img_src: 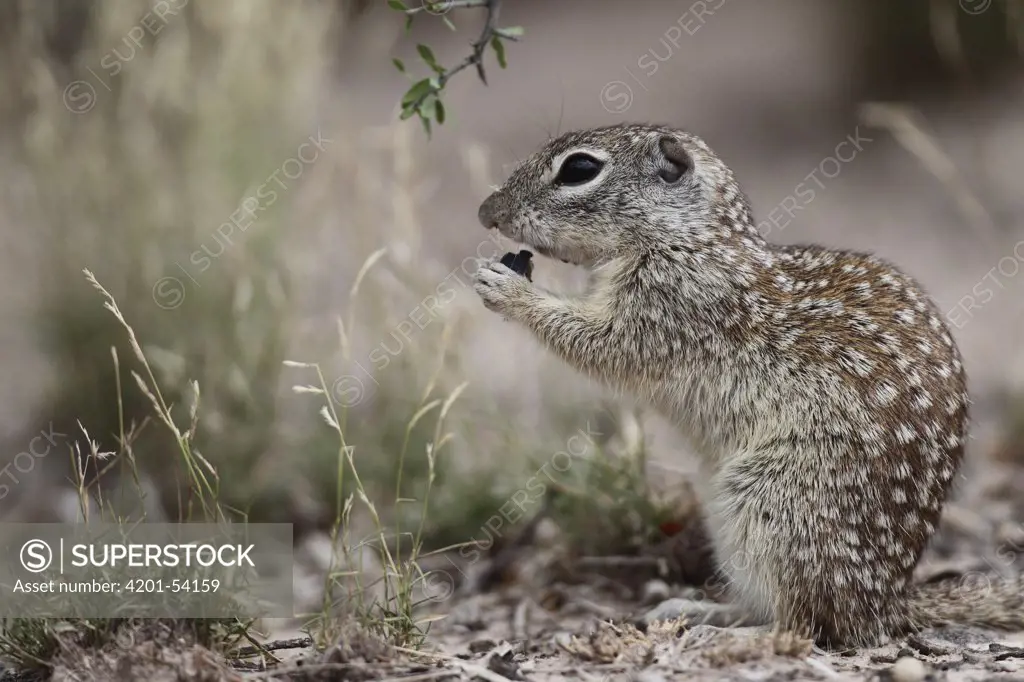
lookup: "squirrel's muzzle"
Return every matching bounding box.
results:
[477,191,505,230]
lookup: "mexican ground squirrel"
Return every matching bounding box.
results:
[472,123,1024,647]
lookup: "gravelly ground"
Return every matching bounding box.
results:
[158,459,1024,681]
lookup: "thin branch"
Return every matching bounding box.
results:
[404,0,489,15]
[405,0,514,113]
[228,636,313,659]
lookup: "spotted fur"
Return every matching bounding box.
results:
[473,123,1024,647]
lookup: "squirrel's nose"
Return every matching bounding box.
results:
[477,192,502,229]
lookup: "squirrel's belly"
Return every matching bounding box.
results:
[693,462,778,621]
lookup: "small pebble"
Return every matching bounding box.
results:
[641,579,671,605]
[552,632,574,650]
[890,655,926,682]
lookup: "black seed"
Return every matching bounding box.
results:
[499,249,534,281]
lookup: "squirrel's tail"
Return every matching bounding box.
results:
[908,573,1024,631]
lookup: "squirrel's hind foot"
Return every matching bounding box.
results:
[636,597,766,630]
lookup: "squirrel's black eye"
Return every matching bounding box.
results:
[554,153,604,187]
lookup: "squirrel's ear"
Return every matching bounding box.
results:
[657,136,693,183]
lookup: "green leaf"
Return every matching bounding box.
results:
[420,115,432,138]
[435,99,446,125]
[417,44,444,74]
[392,58,406,73]
[405,14,413,32]
[399,79,432,114]
[420,94,437,121]
[417,44,438,67]
[442,15,456,31]
[490,36,507,69]
[495,25,524,38]
[387,0,407,10]
[401,78,435,106]
[399,105,416,120]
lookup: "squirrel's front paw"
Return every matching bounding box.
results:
[474,260,531,316]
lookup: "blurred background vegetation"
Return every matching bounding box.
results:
[0,0,1021,640]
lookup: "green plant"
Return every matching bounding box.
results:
[0,270,254,675]
[288,251,469,649]
[388,0,523,136]
[0,0,336,523]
